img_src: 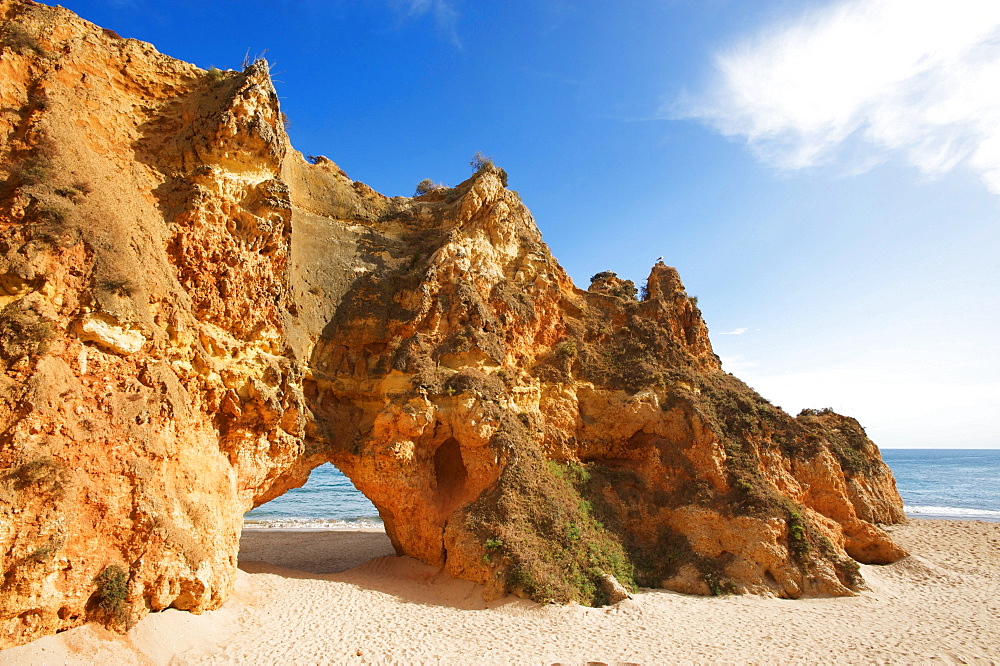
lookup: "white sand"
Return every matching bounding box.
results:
[3,519,998,664]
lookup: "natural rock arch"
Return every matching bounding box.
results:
[0,1,906,648]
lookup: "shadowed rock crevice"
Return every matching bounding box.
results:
[434,437,469,517]
[0,0,906,649]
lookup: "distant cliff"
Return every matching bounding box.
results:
[0,0,906,648]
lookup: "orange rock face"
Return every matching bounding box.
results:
[0,0,906,648]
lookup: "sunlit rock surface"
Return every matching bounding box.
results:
[0,0,905,648]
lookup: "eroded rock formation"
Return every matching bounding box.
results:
[0,0,906,648]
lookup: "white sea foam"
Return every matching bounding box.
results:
[904,505,1000,520]
[242,517,384,530]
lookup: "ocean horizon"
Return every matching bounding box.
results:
[243,448,1000,529]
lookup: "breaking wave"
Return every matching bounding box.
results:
[242,517,384,530]
[904,505,1000,521]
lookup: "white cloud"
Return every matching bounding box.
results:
[679,0,1000,193]
[719,327,749,335]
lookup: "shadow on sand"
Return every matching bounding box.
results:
[237,528,533,611]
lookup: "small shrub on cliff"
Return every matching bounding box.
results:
[7,458,65,498]
[10,157,50,187]
[482,537,503,563]
[1,25,45,56]
[93,565,130,627]
[29,539,63,563]
[53,181,92,202]
[619,280,639,301]
[785,506,810,563]
[837,555,864,588]
[0,303,56,364]
[95,275,138,297]
[443,367,505,400]
[35,202,67,224]
[798,407,835,417]
[470,151,494,172]
[590,270,615,282]
[703,572,737,596]
[27,86,48,111]
[413,178,448,197]
[469,152,509,187]
[414,178,434,196]
[555,340,578,360]
[587,271,638,300]
[9,132,59,188]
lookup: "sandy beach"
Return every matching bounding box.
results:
[3,519,998,664]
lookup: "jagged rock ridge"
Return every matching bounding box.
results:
[0,0,906,648]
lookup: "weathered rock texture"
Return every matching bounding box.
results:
[0,0,906,648]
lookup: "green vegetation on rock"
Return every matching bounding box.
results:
[93,565,130,627]
[465,433,635,606]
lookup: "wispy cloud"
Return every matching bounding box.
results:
[676,0,1000,193]
[718,354,757,374]
[393,0,462,49]
[719,327,749,335]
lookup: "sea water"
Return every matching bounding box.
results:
[243,463,383,529]
[881,449,1000,522]
[243,450,1000,529]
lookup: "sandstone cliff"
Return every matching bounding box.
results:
[0,0,906,648]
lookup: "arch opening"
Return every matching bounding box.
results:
[239,462,394,574]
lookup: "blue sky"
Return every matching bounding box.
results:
[62,0,999,448]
